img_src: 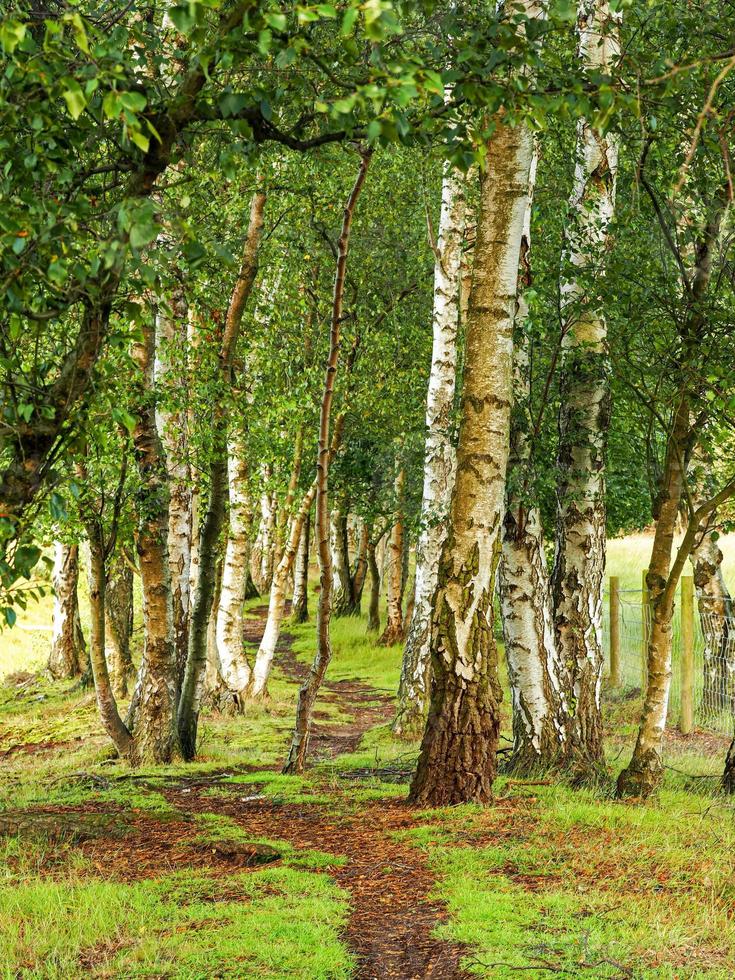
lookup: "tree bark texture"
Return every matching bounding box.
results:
[551,0,621,770]
[499,146,571,771]
[48,542,87,680]
[379,468,406,646]
[395,165,466,736]
[105,552,135,699]
[408,109,536,806]
[129,319,180,764]
[291,510,311,623]
[213,431,255,709]
[155,289,193,697]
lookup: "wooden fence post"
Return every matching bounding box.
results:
[641,568,649,690]
[609,576,620,686]
[680,575,694,735]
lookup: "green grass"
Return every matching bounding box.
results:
[405,778,735,978]
[0,866,353,979]
[2,539,735,977]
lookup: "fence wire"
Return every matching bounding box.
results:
[602,587,735,736]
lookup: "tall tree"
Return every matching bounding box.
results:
[408,61,539,805]
[551,0,621,770]
[394,166,467,736]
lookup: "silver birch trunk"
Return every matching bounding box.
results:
[213,432,254,708]
[48,541,87,680]
[499,148,570,770]
[551,0,620,769]
[408,99,537,805]
[154,290,193,697]
[394,165,466,736]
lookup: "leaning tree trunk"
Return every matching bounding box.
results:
[128,319,180,765]
[48,542,87,680]
[499,146,570,771]
[618,189,728,799]
[408,101,536,807]
[178,189,266,759]
[213,432,255,710]
[394,165,466,736]
[379,468,406,646]
[291,510,311,623]
[551,0,621,772]
[85,523,134,758]
[284,149,371,774]
[616,399,690,798]
[155,289,193,698]
[105,551,135,699]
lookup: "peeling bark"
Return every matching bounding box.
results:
[395,166,466,736]
[409,100,537,806]
[552,0,621,770]
[48,542,87,681]
[213,431,255,709]
[499,146,570,771]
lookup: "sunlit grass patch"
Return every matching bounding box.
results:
[0,866,354,979]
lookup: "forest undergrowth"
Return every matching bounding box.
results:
[1,599,734,979]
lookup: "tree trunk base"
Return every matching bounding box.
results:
[378,621,404,647]
[391,704,426,741]
[723,738,735,793]
[616,749,663,799]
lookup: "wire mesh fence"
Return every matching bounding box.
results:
[602,576,735,736]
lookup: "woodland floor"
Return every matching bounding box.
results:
[2,602,735,978]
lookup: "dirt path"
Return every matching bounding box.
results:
[192,607,472,978]
[9,608,472,978]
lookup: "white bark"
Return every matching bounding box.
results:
[395,165,467,733]
[213,432,254,706]
[251,483,317,697]
[552,0,621,765]
[48,541,86,680]
[155,292,193,689]
[499,148,570,767]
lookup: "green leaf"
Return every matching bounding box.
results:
[341,7,358,34]
[62,78,87,120]
[0,20,26,54]
[264,11,288,30]
[3,607,16,628]
[130,129,150,152]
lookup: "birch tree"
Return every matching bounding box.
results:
[409,114,537,807]
[499,147,571,771]
[48,542,87,681]
[394,166,466,736]
[551,0,621,770]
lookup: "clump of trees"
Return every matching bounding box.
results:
[2,0,735,800]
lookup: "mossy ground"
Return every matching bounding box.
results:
[1,564,735,977]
